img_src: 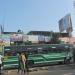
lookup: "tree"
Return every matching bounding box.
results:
[17,29,23,34]
[51,33,60,44]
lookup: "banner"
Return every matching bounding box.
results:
[0,34,10,46]
[10,34,23,42]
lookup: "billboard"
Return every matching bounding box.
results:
[59,14,73,32]
[0,34,10,46]
[10,34,23,42]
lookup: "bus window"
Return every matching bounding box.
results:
[42,49,48,54]
[4,51,17,56]
[53,48,58,53]
[50,47,57,53]
[28,50,38,55]
[37,47,43,54]
[32,50,38,54]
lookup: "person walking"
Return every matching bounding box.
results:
[21,53,26,74]
[18,52,27,75]
[18,52,29,75]
[17,52,26,75]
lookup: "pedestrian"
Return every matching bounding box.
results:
[17,52,26,75]
[18,52,29,75]
[20,53,26,75]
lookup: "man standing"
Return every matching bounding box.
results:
[18,52,29,75]
[18,52,26,75]
[21,52,26,74]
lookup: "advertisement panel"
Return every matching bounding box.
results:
[10,34,23,42]
[28,35,39,43]
[44,36,51,42]
[38,35,45,42]
[23,35,28,42]
[59,14,73,32]
[0,34,10,46]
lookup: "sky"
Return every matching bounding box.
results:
[0,0,75,36]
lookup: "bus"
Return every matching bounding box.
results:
[3,44,73,70]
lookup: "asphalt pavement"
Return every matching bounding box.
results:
[2,64,75,75]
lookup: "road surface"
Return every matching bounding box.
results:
[2,64,75,75]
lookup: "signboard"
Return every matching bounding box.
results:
[59,14,73,33]
[0,34,10,46]
[10,34,23,42]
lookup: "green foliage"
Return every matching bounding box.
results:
[51,33,61,44]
